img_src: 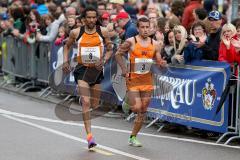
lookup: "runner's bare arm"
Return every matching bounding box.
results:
[115,38,133,73]
[101,27,113,64]
[63,29,78,63]
[154,40,167,67]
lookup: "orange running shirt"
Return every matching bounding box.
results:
[127,37,155,91]
[129,37,155,78]
[76,26,104,67]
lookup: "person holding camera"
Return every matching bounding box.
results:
[10,9,42,44]
[184,21,207,63]
[161,30,175,64]
[22,9,41,43]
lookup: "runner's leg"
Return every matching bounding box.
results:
[78,80,97,148]
[128,90,143,136]
[77,80,91,134]
[140,91,152,113]
[128,90,142,113]
[90,83,101,109]
[127,90,145,146]
[131,91,152,137]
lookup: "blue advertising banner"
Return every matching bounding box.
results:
[149,60,231,133]
[50,43,78,95]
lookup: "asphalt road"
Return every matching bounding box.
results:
[0,90,240,160]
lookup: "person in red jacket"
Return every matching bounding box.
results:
[217,23,239,115]
[218,23,240,66]
[231,23,240,53]
[182,0,202,32]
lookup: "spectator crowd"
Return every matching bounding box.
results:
[0,0,240,70]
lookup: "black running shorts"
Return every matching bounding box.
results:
[73,64,104,86]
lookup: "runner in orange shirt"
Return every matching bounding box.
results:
[115,17,166,147]
[63,6,112,149]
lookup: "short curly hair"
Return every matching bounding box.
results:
[191,21,207,34]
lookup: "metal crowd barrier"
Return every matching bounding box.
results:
[1,36,15,76]
[35,43,50,83]
[0,36,49,91]
[217,65,240,144]
[0,36,3,72]
[14,38,32,79]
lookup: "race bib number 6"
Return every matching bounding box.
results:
[134,58,153,74]
[81,47,101,64]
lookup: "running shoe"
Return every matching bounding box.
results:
[128,136,142,147]
[87,134,97,149]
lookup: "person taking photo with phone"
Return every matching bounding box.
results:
[184,21,208,63]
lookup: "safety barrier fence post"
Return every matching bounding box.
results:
[217,64,240,144]
[222,65,240,144]
[1,36,15,76]
[1,36,7,86]
[0,35,3,75]
[1,37,24,87]
[35,42,50,83]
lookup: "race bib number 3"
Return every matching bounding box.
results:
[134,58,153,74]
[81,47,101,64]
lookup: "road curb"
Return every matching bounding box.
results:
[0,84,124,119]
[0,85,64,105]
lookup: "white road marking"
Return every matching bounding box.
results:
[84,147,114,156]
[1,114,150,160]
[0,108,240,150]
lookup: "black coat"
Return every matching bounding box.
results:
[201,28,221,61]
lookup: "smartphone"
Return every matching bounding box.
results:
[186,37,192,41]
[196,37,200,42]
